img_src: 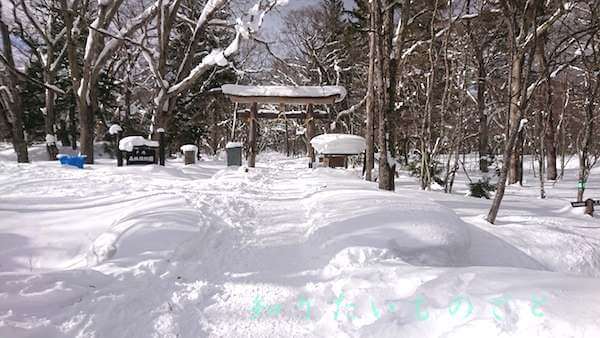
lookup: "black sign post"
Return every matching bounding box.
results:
[570,199,599,216]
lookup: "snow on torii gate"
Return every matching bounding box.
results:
[221,84,347,168]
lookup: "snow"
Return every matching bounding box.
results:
[118,136,159,152]
[310,134,366,155]
[224,31,241,57]
[0,144,599,337]
[44,84,66,95]
[180,145,198,153]
[226,142,243,149]
[519,118,529,132]
[45,134,56,145]
[202,49,229,67]
[249,3,260,16]
[222,85,347,103]
[108,124,123,135]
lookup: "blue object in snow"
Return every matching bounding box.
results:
[58,155,87,168]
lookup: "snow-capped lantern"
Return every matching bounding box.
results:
[108,124,123,136]
[180,144,198,165]
[45,134,56,145]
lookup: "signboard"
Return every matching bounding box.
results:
[571,200,600,207]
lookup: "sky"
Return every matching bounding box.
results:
[264,0,356,32]
[259,0,356,52]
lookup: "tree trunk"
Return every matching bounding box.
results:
[365,2,376,181]
[477,55,489,172]
[0,103,12,139]
[576,78,598,201]
[577,154,586,202]
[306,103,316,166]
[211,107,218,155]
[69,94,77,150]
[508,54,523,185]
[0,13,29,163]
[537,108,546,199]
[375,0,394,191]
[546,131,557,180]
[77,96,95,164]
[535,36,550,198]
[44,73,59,160]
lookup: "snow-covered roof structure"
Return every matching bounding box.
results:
[119,136,159,152]
[221,85,346,104]
[310,134,366,155]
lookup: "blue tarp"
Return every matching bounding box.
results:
[58,155,86,169]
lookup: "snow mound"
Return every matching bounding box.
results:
[310,134,366,155]
[305,189,471,268]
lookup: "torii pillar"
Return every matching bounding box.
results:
[248,102,257,168]
[280,103,290,157]
[306,103,316,167]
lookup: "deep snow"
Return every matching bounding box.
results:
[1,143,599,337]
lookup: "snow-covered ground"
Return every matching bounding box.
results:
[1,143,599,337]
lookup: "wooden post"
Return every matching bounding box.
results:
[281,103,289,157]
[585,199,594,217]
[285,119,290,156]
[116,130,123,167]
[158,129,165,166]
[248,102,257,168]
[306,103,315,167]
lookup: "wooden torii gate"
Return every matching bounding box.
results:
[221,85,346,168]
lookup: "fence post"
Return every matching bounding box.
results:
[109,124,123,167]
[116,130,123,167]
[158,128,166,166]
[585,199,594,217]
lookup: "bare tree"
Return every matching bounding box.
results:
[487,0,572,224]
[570,2,600,201]
[0,0,28,162]
[11,0,68,160]
[59,0,159,163]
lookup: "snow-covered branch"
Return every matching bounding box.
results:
[167,0,284,96]
[336,95,368,120]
